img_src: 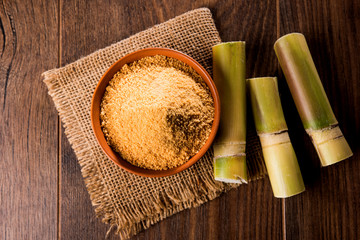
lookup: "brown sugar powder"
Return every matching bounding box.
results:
[100,55,214,170]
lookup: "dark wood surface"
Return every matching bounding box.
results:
[279,1,360,239]
[0,1,59,239]
[1,0,359,239]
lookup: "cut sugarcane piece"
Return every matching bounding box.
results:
[260,132,305,197]
[307,126,353,166]
[247,77,305,198]
[214,155,247,184]
[274,33,353,166]
[212,42,248,183]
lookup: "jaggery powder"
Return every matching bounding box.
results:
[100,55,214,170]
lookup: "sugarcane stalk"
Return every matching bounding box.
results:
[212,42,248,183]
[247,77,305,197]
[274,33,353,166]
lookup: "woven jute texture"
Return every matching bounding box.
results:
[43,8,266,239]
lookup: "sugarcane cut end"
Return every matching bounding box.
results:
[274,32,305,49]
[260,132,305,198]
[307,126,353,166]
[214,155,248,184]
[213,41,246,49]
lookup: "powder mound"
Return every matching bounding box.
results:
[100,55,214,170]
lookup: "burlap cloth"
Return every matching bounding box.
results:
[43,8,266,239]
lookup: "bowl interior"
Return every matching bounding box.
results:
[91,48,220,177]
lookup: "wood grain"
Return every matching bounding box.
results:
[59,0,166,239]
[279,0,360,239]
[0,0,59,239]
[60,129,114,239]
[59,0,281,239]
[2,0,358,239]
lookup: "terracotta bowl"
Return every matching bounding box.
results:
[91,48,220,177]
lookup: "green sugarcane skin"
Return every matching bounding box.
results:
[262,142,305,198]
[316,135,353,166]
[274,33,337,130]
[274,33,352,166]
[213,42,246,147]
[212,42,247,183]
[309,125,353,166]
[214,156,247,183]
[248,77,305,197]
[247,77,287,133]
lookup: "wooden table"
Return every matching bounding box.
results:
[1,0,359,239]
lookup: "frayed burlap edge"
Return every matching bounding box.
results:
[43,8,267,239]
[43,68,120,232]
[43,70,266,239]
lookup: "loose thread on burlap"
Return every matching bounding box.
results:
[43,8,266,239]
